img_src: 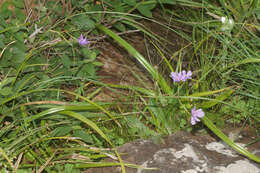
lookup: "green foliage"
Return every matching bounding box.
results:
[137,2,156,18]
[1,0,260,171]
[97,20,260,163]
[73,15,96,30]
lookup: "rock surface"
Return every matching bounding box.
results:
[84,131,260,173]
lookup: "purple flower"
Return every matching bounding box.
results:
[78,34,90,46]
[170,71,182,82]
[181,70,192,82]
[170,70,192,83]
[191,107,205,125]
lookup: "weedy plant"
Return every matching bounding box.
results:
[0,0,260,172]
[97,21,260,163]
[0,0,124,172]
[96,0,260,163]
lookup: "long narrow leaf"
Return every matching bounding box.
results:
[222,58,260,72]
[96,24,172,94]
[188,87,232,98]
[59,111,113,146]
[59,111,127,172]
[62,89,121,127]
[203,116,260,163]
[200,90,233,108]
[0,147,14,169]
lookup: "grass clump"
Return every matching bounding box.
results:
[0,0,260,171]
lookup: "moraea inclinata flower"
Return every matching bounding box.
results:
[78,34,90,46]
[191,107,205,125]
[170,70,192,83]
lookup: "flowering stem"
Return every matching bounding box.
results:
[202,116,260,163]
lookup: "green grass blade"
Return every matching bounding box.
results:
[222,58,260,71]
[200,90,234,108]
[0,147,14,169]
[75,162,157,170]
[188,87,232,97]
[58,111,127,172]
[12,50,33,86]
[59,111,113,146]
[25,108,113,146]
[203,116,260,163]
[0,89,47,105]
[90,80,155,96]
[149,40,174,72]
[62,89,121,127]
[24,107,116,147]
[25,107,68,123]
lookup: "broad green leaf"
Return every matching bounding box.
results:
[114,5,125,12]
[0,2,12,19]
[80,47,91,58]
[52,126,74,137]
[14,8,26,21]
[0,77,15,89]
[77,63,96,78]
[73,129,93,143]
[6,41,27,71]
[0,87,12,96]
[73,15,95,30]
[11,0,24,8]
[127,116,156,137]
[113,22,126,32]
[92,61,104,66]
[61,55,71,69]
[148,99,164,126]
[14,31,25,42]
[137,3,156,18]
[123,0,136,6]
[90,51,97,60]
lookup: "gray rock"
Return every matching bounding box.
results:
[84,131,260,173]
